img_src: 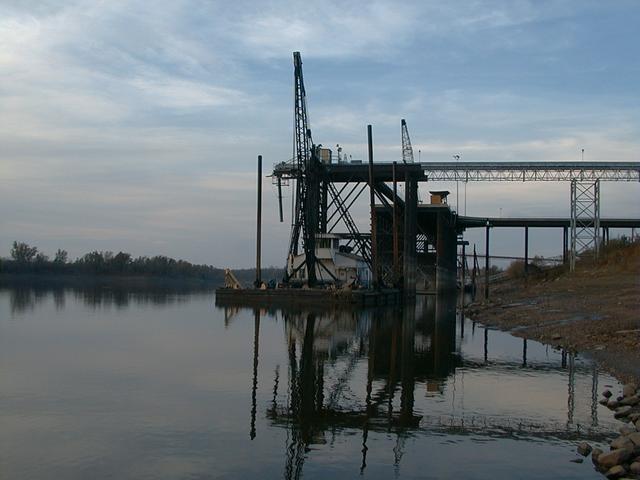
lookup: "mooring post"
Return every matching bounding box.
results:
[255,155,262,287]
[367,125,379,289]
[392,161,399,284]
[484,222,490,300]
[524,226,529,276]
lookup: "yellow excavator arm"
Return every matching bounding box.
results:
[224,268,243,289]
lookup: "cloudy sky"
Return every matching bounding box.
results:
[1,0,639,267]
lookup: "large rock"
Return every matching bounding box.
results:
[621,395,640,406]
[628,432,640,447]
[577,442,592,456]
[614,405,633,419]
[605,465,626,479]
[597,448,633,469]
[608,399,620,409]
[620,425,637,436]
[630,461,640,475]
[605,465,627,478]
[610,436,634,450]
[623,383,638,398]
[592,448,603,466]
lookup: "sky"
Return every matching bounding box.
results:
[1,0,639,267]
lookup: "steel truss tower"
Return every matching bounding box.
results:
[570,179,600,271]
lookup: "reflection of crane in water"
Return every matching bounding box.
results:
[267,305,437,479]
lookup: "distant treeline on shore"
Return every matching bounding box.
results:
[0,241,281,286]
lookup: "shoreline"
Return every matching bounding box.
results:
[465,242,640,385]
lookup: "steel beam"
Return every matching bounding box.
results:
[368,125,379,288]
[403,174,418,297]
[275,161,640,183]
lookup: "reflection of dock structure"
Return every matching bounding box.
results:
[231,297,614,479]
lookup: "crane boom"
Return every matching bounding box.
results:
[285,52,319,285]
[401,119,414,164]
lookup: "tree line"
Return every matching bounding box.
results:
[1,241,280,285]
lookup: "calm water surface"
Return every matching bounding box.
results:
[0,287,622,479]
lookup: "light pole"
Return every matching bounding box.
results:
[453,154,460,212]
[464,178,467,215]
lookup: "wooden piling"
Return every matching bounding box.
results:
[392,161,399,284]
[256,155,262,286]
[524,226,529,276]
[403,173,417,297]
[367,125,379,289]
[484,223,490,299]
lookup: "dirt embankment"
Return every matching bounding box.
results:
[467,241,640,384]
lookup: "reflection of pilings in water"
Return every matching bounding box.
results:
[290,314,319,479]
[484,327,488,364]
[418,414,613,442]
[299,315,317,421]
[388,315,403,473]
[224,307,240,328]
[388,303,418,476]
[522,338,527,368]
[434,294,457,376]
[284,331,299,480]
[250,310,261,440]
[281,314,316,480]
[272,365,280,411]
[315,361,324,414]
[387,316,399,426]
[393,434,406,475]
[567,351,575,426]
[591,363,598,427]
[326,347,360,409]
[361,312,378,475]
[400,304,416,423]
[288,331,298,412]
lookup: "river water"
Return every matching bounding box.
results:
[0,287,622,479]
